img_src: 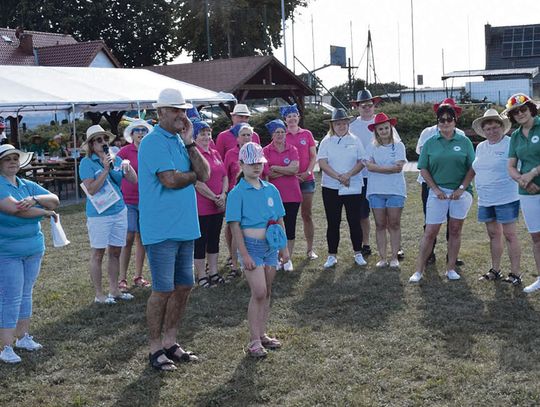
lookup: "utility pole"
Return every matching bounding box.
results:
[410,0,416,103]
[205,1,211,59]
[281,0,287,67]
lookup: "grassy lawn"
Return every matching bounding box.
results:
[2,173,540,406]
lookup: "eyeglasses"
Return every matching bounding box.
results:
[92,136,110,144]
[437,117,455,124]
[132,128,149,134]
[360,103,374,109]
[511,105,529,116]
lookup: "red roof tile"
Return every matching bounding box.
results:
[0,28,77,65]
[36,40,121,67]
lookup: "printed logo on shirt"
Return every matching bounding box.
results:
[453,146,462,152]
[284,157,290,164]
[300,139,307,145]
[532,135,540,144]
[267,197,274,207]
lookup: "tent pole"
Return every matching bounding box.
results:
[137,101,141,117]
[72,103,80,202]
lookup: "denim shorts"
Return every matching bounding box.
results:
[0,253,43,329]
[238,236,279,268]
[300,179,316,194]
[368,194,406,209]
[126,204,140,233]
[478,200,520,224]
[145,240,194,291]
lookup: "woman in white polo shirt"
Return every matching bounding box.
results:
[471,109,521,284]
[317,108,367,269]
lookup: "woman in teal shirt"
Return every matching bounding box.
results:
[0,144,59,364]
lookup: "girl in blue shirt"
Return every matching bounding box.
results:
[0,145,59,364]
[225,142,289,358]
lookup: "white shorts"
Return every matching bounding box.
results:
[520,194,540,233]
[426,187,473,225]
[86,208,128,249]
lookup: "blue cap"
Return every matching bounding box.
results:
[230,123,253,138]
[191,119,210,139]
[186,107,201,120]
[266,223,287,250]
[265,119,286,135]
[280,104,299,118]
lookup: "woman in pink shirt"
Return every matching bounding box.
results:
[223,123,254,281]
[263,119,301,271]
[282,104,318,260]
[117,119,153,291]
[192,120,229,287]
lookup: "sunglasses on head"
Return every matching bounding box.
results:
[437,117,455,124]
[132,128,149,134]
[511,105,529,116]
[92,136,110,144]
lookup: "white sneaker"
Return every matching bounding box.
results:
[409,271,423,283]
[15,333,43,351]
[389,259,400,268]
[0,345,22,363]
[108,292,134,301]
[446,270,461,280]
[323,255,337,268]
[375,260,388,268]
[524,277,540,293]
[95,296,116,304]
[276,262,283,271]
[307,250,319,260]
[283,260,294,271]
[354,253,367,266]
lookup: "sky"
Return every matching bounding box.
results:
[276,0,540,89]
[173,0,540,91]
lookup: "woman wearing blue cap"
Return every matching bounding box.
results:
[282,104,318,261]
[226,142,289,358]
[263,119,301,271]
[192,119,228,287]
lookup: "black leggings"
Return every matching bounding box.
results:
[194,213,224,259]
[322,187,363,254]
[283,202,301,240]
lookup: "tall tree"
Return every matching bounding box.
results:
[0,0,181,67]
[176,0,309,61]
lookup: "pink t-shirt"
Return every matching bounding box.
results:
[196,146,226,216]
[215,128,261,159]
[117,143,139,205]
[224,146,241,192]
[263,142,302,203]
[286,127,316,182]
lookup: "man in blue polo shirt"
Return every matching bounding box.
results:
[138,88,210,372]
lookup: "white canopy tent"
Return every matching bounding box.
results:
[0,65,236,201]
[0,65,236,114]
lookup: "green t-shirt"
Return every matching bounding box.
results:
[417,130,475,193]
[508,116,540,195]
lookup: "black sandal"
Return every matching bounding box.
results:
[209,273,225,286]
[164,344,199,363]
[479,268,503,281]
[503,272,523,286]
[225,268,241,283]
[197,276,211,288]
[149,349,176,371]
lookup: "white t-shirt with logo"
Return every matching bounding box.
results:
[472,136,519,207]
[366,141,408,197]
[317,133,366,192]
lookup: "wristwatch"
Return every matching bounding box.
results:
[458,184,465,190]
[185,142,196,149]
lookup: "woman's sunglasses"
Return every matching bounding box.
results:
[132,128,149,134]
[92,136,110,144]
[437,117,455,124]
[511,105,529,116]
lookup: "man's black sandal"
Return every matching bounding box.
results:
[209,273,225,285]
[149,349,176,371]
[479,268,503,281]
[164,344,199,363]
[502,272,523,286]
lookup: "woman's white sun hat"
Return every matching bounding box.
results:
[0,144,33,168]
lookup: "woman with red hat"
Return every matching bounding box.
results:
[364,113,407,269]
[504,93,540,293]
[409,100,475,283]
